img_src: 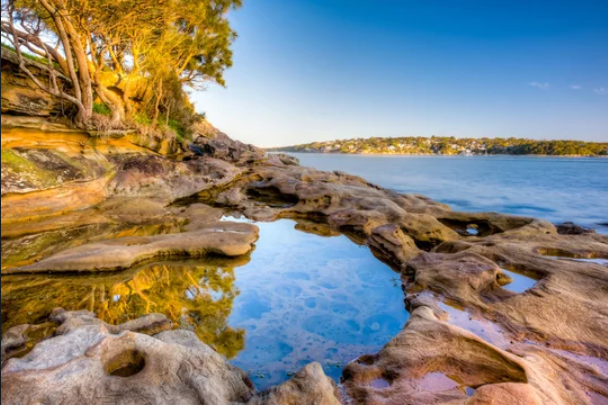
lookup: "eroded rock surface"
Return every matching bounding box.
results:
[1,310,343,405]
[4,222,259,274]
[342,307,608,405]
[109,154,244,203]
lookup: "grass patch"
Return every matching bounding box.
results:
[168,118,189,143]
[1,43,59,67]
[134,113,153,126]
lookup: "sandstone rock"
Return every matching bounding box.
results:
[205,163,461,251]
[368,224,421,268]
[1,314,255,405]
[342,307,603,405]
[404,251,507,306]
[1,147,108,195]
[109,154,243,203]
[50,308,173,336]
[1,324,34,367]
[1,48,72,117]
[266,153,300,166]
[192,131,266,165]
[249,362,342,405]
[1,202,188,272]
[1,311,345,405]
[468,383,543,405]
[4,222,259,274]
[1,176,110,223]
[429,234,608,355]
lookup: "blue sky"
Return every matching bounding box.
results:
[192,0,608,147]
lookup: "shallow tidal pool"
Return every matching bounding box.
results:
[227,219,409,389]
[1,218,409,390]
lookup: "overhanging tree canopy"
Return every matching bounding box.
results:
[1,0,241,129]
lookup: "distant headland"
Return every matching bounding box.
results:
[270,136,608,157]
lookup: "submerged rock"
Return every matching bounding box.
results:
[555,221,596,235]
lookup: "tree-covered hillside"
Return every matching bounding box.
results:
[272,137,608,157]
[1,0,240,139]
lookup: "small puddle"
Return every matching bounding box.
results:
[545,256,608,266]
[500,269,538,293]
[466,227,479,236]
[438,300,510,349]
[570,258,608,266]
[417,372,476,396]
[539,251,608,266]
[369,378,391,389]
[438,219,498,237]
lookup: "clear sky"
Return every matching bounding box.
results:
[191,0,608,147]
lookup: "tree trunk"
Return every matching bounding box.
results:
[152,78,163,126]
[96,85,124,127]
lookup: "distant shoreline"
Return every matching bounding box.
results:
[270,151,608,158]
[267,136,608,157]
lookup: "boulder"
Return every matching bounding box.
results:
[1,313,255,405]
[249,363,341,405]
[1,310,344,405]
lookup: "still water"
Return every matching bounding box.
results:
[1,219,408,390]
[293,154,608,233]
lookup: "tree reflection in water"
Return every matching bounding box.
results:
[1,255,251,359]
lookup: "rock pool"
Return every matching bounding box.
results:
[1,218,409,390]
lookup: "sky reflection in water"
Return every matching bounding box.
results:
[227,219,409,389]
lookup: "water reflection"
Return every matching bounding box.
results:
[1,221,181,271]
[1,257,248,359]
[500,269,538,293]
[227,219,409,389]
[1,218,409,391]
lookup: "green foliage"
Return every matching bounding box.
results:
[168,118,187,142]
[3,0,241,130]
[275,137,608,157]
[92,102,112,116]
[1,43,55,66]
[134,113,153,126]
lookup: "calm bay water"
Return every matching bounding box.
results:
[293,154,608,233]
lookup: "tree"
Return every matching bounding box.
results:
[1,0,241,130]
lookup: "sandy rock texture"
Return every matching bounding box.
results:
[108,154,245,203]
[1,310,342,405]
[1,47,73,117]
[4,222,259,274]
